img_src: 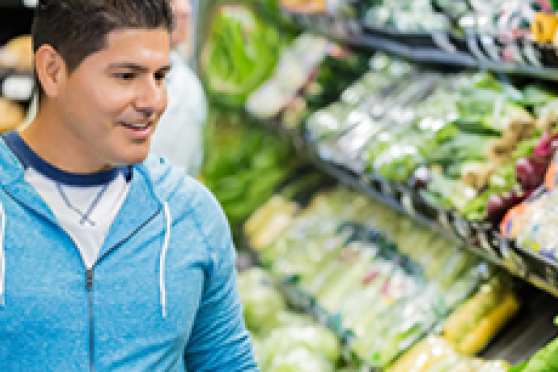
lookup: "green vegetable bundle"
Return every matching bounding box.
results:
[202,109,299,233]
[199,4,285,108]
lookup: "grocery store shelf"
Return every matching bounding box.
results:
[282,10,558,82]
[308,156,499,263]
[246,216,558,369]
[480,288,558,364]
[254,116,558,301]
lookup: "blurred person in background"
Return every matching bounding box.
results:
[150,0,207,177]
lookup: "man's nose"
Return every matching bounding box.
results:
[135,76,167,116]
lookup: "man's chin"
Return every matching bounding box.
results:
[114,151,150,167]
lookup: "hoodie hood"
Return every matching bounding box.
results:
[0,137,181,318]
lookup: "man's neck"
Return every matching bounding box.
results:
[20,108,111,174]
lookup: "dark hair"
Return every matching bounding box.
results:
[32,0,173,93]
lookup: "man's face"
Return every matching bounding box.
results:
[170,0,192,47]
[57,28,171,169]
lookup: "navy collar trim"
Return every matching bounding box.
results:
[2,131,132,186]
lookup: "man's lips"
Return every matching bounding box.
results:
[120,121,153,129]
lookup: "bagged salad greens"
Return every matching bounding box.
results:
[200,4,284,108]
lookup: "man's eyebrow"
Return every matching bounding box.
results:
[107,63,171,73]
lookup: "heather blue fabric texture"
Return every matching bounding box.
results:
[0,138,258,371]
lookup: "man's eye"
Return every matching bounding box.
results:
[154,71,168,81]
[114,73,135,80]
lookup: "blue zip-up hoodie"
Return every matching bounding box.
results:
[0,138,258,371]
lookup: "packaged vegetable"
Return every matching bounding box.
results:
[443,276,519,355]
[266,347,335,372]
[264,324,341,365]
[200,4,283,108]
[511,190,558,260]
[315,244,381,312]
[301,240,378,297]
[238,272,287,334]
[457,292,520,355]
[387,336,456,372]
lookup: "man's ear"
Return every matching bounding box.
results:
[34,45,67,98]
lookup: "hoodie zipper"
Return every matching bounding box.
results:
[4,188,162,371]
[84,209,160,372]
[86,268,95,372]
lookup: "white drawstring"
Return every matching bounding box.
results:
[160,202,171,318]
[0,199,172,312]
[0,202,5,306]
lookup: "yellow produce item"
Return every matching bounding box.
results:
[443,280,503,343]
[457,293,520,355]
[251,202,299,251]
[245,195,290,237]
[388,336,455,372]
[532,12,558,43]
[443,296,482,342]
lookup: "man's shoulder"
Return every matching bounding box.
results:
[140,154,225,221]
[141,154,233,263]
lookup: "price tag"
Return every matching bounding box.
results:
[532,12,558,43]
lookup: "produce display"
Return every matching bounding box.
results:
[389,336,510,372]
[300,64,558,262]
[243,187,521,369]
[201,109,300,232]
[199,3,286,108]
[199,3,558,370]
[501,148,558,261]
[280,0,558,49]
[237,267,350,371]
[443,276,520,356]
[246,32,370,130]
[272,0,558,75]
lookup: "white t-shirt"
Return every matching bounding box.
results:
[2,132,131,269]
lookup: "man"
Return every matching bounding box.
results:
[150,0,207,177]
[0,1,258,371]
